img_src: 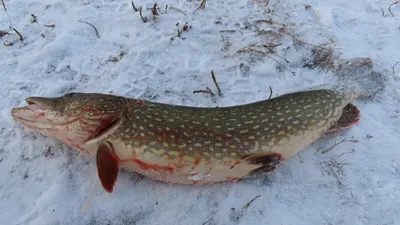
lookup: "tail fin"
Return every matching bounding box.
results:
[334,57,384,97]
[307,57,385,99]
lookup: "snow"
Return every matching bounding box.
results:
[0,0,399,224]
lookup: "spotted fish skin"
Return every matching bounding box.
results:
[11,89,358,187]
[106,89,354,184]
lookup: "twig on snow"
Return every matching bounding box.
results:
[263,43,283,48]
[0,30,9,38]
[268,86,273,99]
[193,87,214,96]
[201,218,212,225]
[12,28,23,41]
[44,24,55,28]
[78,20,100,38]
[107,51,126,63]
[392,61,400,74]
[270,51,289,63]
[1,0,12,28]
[193,0,206,14]
[152,3,159,16]
[241,195,261,213]
[268,56,295,75]
[320,157,349,189]
[321,138,359,154]
[139,6,149,23]
[1,0,24,42]
[1,0,6,11]
[97,58,105,66]
[30,14,38,23]
[211,70,222,96]
[388,0,399,17]
[169,7,187,16]
[131,1,138,12]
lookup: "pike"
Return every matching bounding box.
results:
[10,57,386,193]
[11,88,365,193]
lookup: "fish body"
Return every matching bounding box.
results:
[11,89,361,192]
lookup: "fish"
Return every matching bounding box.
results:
[11,89,362,193]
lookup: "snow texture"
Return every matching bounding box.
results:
[1,0,400,224]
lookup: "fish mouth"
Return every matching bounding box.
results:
[11,97,69,129]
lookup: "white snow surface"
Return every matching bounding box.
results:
[1,0,400,224]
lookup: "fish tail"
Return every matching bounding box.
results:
[335,57,384,98]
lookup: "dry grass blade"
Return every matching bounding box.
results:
[241,195,261,212]
[44,24,55,28]
[152,3,159,16]
[237,48,266,56]
[201,218,212,225]
[30,14,38,23]
[220,29,236,33]
[193,87,214,96]
[389,0,400,17]
[0,30,9,38]
[1,0,13,28]
[320,159,348,189]
[12,28,23,41]
[169,7,187,16]
[255,19,284,26]
[131,1,138,12]
[78,20,100,38]
[263,43,283,48]
[327,162,344,188]
[1,0,6,12]
[392,61,400,74]
[198,0,206,9]
[305,46,336,71]
[139,6,148,22]
[333,149,355,159]
[268,56,295,75]
[107,52,126,63]
[97,58,105,66]
[274,28,335,53]
[256,19,274,24]
[268,86,273,99]
[269,51,289,63]
[321,138,359,154]
[211,70,222,96]
[193,0,206,14]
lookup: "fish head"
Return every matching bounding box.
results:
[11,93,125,146]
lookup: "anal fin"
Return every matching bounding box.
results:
[96,142,120,193]
[244,153,284,177]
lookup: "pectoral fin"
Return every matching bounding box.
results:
[96,142,120,193]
